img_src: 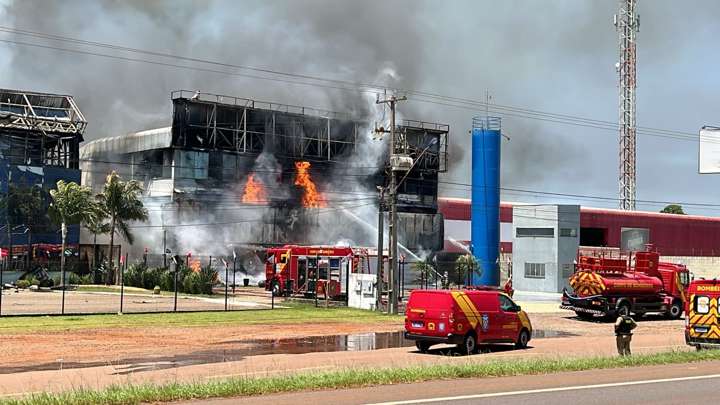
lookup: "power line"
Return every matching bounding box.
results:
[0,29,702,144]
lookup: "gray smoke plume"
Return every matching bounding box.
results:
[3,0,719,218]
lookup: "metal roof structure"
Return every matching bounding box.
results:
[0,88,87,135]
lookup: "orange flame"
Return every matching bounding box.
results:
[241,174,267,204]
[294,161,326,208]
[189,259,202,273]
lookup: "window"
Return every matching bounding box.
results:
[679,272,689,287]
[516,228,554,237]
[524,262,546,279]
[560,228,577,237]
[695,296,710,314]
[498,294,517,312]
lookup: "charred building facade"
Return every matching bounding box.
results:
[0,88,86,266]
[81,91,447,258]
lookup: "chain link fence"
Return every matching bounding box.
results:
[0,252,275,316]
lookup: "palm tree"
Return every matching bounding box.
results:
[48,180,96,287]
[412,260,437,289]
[97,171,148,284]
[83,195,110,282]
[455,254,481,287]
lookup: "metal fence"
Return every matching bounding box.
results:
[0,253,276,317]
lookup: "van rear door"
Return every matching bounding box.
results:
[406,291,453,337]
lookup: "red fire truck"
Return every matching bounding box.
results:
[561,248,690,319]
[264,245,375,298]
[685,279,720,349]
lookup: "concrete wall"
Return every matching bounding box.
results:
[661,256,720,280]
[513,205,580,293]
[557,205,580,292]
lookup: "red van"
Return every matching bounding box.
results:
[404,289,532,354]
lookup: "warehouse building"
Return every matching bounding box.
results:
[439,198,720,292]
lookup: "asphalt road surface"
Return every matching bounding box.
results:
[187,361,720,405]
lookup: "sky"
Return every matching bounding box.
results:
[1,0,719,215]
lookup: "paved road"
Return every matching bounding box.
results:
[188,361,720,405]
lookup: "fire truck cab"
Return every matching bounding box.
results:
[685,279,720,350]
[405,289,533,354]
[265,245,372,299]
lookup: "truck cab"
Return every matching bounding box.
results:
[404,289,532,354]
[685,279,720,349]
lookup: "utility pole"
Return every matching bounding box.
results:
[375,186,385,312]
[615,0,639,210]
[375,94,407,315]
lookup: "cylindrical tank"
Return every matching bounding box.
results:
[570,271,664,297]
[471,116,501,286]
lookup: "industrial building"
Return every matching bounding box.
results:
[80,91,449,260]
[0,88,86,269]
[440,198,720,292]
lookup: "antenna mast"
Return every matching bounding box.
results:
[616,0,639,210]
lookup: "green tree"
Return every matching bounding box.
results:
[97,171,148,284]
[48,180,97,285]
[455,254,481,287]
[660,204,686,215]
[83,194,110,278]
[413,260,437,288]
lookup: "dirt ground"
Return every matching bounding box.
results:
[0,311,683,375]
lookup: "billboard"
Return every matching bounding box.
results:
[621,227,650,252]
[699,126,720,173]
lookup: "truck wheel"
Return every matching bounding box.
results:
[515,329,530,349]
[458,333,477,355]
[576,311,595,320]
[415,341,431,353]
[667,301,682,319]
[616,302,631,317]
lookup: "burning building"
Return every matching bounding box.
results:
[0,88,86,268]
[80,91,447,263]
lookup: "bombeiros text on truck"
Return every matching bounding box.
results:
[560,245,690,319]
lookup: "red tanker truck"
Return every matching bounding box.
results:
[560,248,690,319]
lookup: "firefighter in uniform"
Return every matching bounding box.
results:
[614,314,637,356]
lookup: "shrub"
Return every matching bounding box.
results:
[67,272,83,285]
[79,273,94,285]
[15,280,30,289]
[160,271,175,292]
[25,275,40,286]
[182,272,201,295]
[197,265,218,295]
[141,267,162,290]
[124,264,143,288]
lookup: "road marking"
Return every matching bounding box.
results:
[366,373,720,404]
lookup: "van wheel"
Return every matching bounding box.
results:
[415,341,431,353]
[667,301,683,319]
[516,329,530,349]
[458,333,477,355]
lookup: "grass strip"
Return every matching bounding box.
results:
[0,304,402,333]
[5,349,720,405]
